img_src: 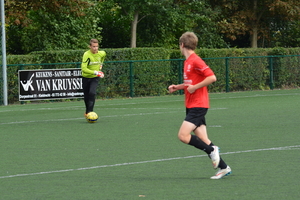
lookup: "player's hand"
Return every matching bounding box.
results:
[168,85,177,93]
[185,84,196,94]
[94,71,104,78]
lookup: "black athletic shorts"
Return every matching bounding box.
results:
[184,107,208,127]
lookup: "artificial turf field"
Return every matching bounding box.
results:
[1,89,300,200]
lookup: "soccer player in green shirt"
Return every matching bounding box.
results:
[81,39,106,118]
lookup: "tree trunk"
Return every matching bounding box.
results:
[251,0,258,48]
[251,26,258,48]
[130,11,139,48]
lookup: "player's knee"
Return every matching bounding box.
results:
[178,133,190,144]
[89,91,96,97]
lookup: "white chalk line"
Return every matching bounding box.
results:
[1,91,299,113]
[210,92,300,100]
[0,111,179,125]
[1,145,299,179]
[0,108,227,125]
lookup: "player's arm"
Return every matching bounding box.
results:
[99,51,106,65]
[168,83,185,93]
[186,75,217,94]
[81,54,95,75]
[98,51,107,72]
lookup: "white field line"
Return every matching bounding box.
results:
[210,92,300,100]
[0,111,178,125]
[1,91,299,113]
[1,145,299,179]
[0,108,227,125]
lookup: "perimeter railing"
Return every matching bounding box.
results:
[1,55,300,104]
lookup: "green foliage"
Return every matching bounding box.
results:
[4,47,300,104]
[271,21,300,47]
[95,0,132,48]
[6,1,101,54]
[268,48,300,88]
[197,48,300,92]
[26,48,172,63]
[27,10,100,52]
[97,0,227,49]
[5,0,300,52]
[4,55,42,103]
[99,48,173,98]
[208,0,300,48]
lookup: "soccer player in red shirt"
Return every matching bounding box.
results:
[168,32,231,179]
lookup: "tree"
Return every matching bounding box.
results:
[96,0,132,48]
[270,20,300,47]
[98,0,227,48]
[208,0,300,48]
[5,0,101,54]
[109,0,164,48]
[6,0,89,26]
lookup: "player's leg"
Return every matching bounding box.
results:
[86,77,99,113]
[189,106,220,169]
[208,142,231,179]
[193,124,211,145]
[194,127,232,179]
[177,120,195,144]
[179,107,220,168]
[210,166,232,179]
[194,126,229,170]
[193,125,220,169]
[208,142,228,169]
[195,126,225,169]
[180,108,214,152]
[82,77,91,115]
[178,120,213,153]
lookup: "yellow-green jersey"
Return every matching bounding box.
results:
[81,50,106,78]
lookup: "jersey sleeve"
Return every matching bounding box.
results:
[99,51,106,64]
[194,59,215,77]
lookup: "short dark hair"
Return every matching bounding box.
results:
[179,32,198,50]
[89,39,99,45]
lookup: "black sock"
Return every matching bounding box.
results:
[188,135,213,154]
[208,142,227,169]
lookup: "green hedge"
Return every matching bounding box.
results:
[3,47,300,104]
[196,48,300,92]
[7,47,300,64]
[99,59,180,98]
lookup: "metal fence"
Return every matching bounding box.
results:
[1,55,300,105]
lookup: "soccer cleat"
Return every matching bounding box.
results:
[210,166,232,179]
[84,113,88,119]
[210,146,220,169]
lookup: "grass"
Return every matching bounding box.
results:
[1,89,300,200]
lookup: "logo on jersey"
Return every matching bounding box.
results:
[187,64,191,72]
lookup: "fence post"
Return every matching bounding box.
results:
[268,57,274,90]
[129,61,134,97]
[178,59,184,95]
[225,57,230,92]
[19,64,25,104]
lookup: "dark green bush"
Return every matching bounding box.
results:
[3,47,300,104]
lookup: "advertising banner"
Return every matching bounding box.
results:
[18,68,83,101]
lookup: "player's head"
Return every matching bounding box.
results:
[179,32,198,50]
[89,39,99,54]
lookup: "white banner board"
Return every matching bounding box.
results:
[18,68,83,101]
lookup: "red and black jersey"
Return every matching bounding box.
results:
[183,53,215,108]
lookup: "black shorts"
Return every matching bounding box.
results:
[184,107,208,127]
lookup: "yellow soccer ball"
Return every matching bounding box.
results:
[86,112,98,123]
